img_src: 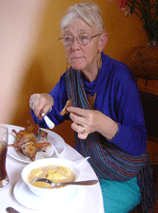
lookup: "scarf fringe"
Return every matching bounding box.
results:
[137,160,156,213]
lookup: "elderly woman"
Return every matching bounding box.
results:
[29,2,155,212]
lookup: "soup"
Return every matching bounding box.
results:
[27,165,76,188]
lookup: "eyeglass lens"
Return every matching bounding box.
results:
[60,33,101,46]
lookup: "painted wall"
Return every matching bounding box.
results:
[0,0,148,147]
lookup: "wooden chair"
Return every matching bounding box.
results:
[129,86,158,213]
[128,49,158,212]
[128,71,158,213]
[139,87,158,184]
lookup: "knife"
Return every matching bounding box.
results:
[42,113,55,129]
[6,207,20,213]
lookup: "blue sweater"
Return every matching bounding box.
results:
[31,53,147,156]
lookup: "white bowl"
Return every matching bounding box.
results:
[21,158,80,200]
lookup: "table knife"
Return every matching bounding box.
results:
[42,113,55,129]
[6,207,20,213]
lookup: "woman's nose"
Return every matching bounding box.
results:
[71,37,80,49]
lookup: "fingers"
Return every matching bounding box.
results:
[77,125,88,139]
[29,93,54,118]
[68,107,88,126]
[67,106,87,117]
[68,107,89,139]
[78,131,88,139]
[71,122,88,140]
[68,107,100,139]
[29,94,43,117]
[81,126,85,133]
[29,94,36,108]
[71,122,84,133]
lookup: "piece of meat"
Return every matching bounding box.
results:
[9,124,51,161]
[12,123,48,143]
[60,99,72,116]
[8,133,36,150]
[26,123,48,139]
[21,141,37,161]
[36,142,51,152]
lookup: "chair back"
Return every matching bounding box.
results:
[139,89,158,143]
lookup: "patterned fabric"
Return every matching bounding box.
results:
[65,67,156,213]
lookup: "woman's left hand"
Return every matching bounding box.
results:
[67,106,103,139]
[67,106,119,140]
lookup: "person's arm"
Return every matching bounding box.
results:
[30,73,69,127]
[68,65,147,155]
[106,66,147,155]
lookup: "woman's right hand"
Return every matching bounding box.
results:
[29,93,54,119]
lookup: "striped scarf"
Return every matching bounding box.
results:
[65,67,156,213]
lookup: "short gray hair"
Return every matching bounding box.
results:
[60,2,105,33]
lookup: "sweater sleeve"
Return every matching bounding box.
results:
[105,63,147,155]
[30,73,69,128]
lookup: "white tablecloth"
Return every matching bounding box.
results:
[0,124,104,213]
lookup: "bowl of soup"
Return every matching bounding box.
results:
[21,158,80,200]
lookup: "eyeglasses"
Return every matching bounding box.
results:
[59,33,101,47]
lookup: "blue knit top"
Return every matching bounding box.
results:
[31,52,147,156]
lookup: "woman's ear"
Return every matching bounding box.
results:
[98,32,108,52]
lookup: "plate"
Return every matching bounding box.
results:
[7,125,66,163]
[14,179,80,210]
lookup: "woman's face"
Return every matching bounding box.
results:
[62,18,106,72]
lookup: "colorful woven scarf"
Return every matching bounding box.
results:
[65,67,156,213]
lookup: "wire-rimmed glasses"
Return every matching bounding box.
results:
[59,33,102,46]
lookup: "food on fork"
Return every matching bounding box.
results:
[60,99,72,116]
[8,123,51,161]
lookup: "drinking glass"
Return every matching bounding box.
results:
[0,125,9,187]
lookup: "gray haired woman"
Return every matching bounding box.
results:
[30,2,155,212]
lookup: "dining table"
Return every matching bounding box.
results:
[1,124,104,213]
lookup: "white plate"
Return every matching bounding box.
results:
[14,179,80,210]
[7,124,65,163]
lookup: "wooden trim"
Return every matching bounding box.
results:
[138,85,158,96]
[147,136,158,144]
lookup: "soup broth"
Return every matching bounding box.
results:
[27,165,76,188]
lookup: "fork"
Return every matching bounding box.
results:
[36,117,42,142]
